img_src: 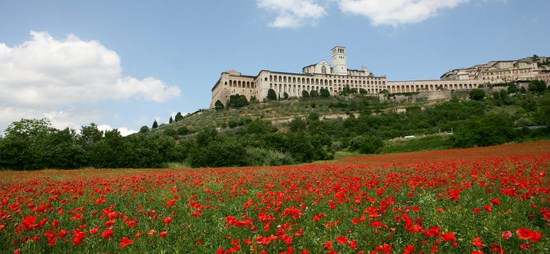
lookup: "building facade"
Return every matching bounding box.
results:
[210,48,548,108]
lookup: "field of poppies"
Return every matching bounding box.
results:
[1,141,549,253]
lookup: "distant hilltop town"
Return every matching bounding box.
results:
[210,47,549,108]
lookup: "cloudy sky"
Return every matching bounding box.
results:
[1,0,548,135]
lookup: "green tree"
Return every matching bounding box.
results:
[359,88,368,96]
[351,135,384,154]
[310,90,319,97]
[283,92,289,100]
[301,90,310,98]
[139,125,150,133]
[289,117,306,132]
[228,94,249,108]
[320,88,331,97]
[175,112,184,122]
[152,120,159,129]
[215,100,225,110]
[267,89,277,101]
[507,83,519,94]
[528,80,547,94]
[469,89,486,101]
[0,118,55,169]
[169,116,174,124]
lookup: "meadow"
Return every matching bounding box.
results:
[1,141,549,253]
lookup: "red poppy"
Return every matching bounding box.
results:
[120,237,134,247]
[336,236,348,244]
[501,231,512,239]
[472,237,484,247]
[101,229,114,239]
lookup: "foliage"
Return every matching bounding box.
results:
[528,80,547,94]
[174,112,184,122]
[469,89,486,101]
[301,90,309,98]
[228,94,249,108]
[320,88,330,97]
[350,134,384,154]
[267,89,277,101]
[214,100,224,110]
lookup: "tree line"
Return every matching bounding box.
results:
[1,82,548,170]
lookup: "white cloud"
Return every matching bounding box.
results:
[257,0,327,28]
[97,124,137,137]
[0,31,181,133]
[338,0,469,26]
[256,0,471,27]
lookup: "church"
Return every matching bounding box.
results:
[211,47,549,108]
[210,46,387,108]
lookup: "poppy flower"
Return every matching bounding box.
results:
[101,229,114,239]
[120,237,134,247]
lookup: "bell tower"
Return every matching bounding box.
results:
[332,46,348,75]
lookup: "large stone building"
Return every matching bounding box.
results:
[211,48,549,108]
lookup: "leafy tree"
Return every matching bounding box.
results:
[507,83,519,94]
[0,118,55,169]
[169,116,174,124]
[228,94,249,108]
[351,135,384,154]
[310,90,319,98]
[175,112,184,122]
[152,120,159,129]
[359,88,368,96]
[215,100,225,110]
[308,112,320,122]
[469,89,486,101]
[267,89,277,101]
[301,90,310,98]
[451,113,516,148]
[177,126,190,135]
[320,88,331,97]
[289,117,306,132]
[528,80,547,94]
[139,125,150,133]
[283,92,289,100]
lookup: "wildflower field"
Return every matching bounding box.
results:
[1,141,549,253]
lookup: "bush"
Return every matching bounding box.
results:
[245,147,293,166]
[351,135,384,154]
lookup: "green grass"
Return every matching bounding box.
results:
[379,134,453,154]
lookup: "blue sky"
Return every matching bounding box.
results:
[0,0,549,135]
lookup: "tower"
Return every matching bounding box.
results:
[331,46,348,75]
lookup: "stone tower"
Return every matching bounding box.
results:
[331,46,348,75]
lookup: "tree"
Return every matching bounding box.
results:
[528,80,547,94]
[320,88,331,97]
[359,88,368,96]
[169,116,174,124]
[308,112,320,122]
[507,83,519,94]
[469,89,486,101]
[289,117,306,132]
[302,90,310,98]
[267,89,278,101]
[139,125,150,133]
[0,118,55,169]
[310,90,319,97]
[228,94,249,108]
[152,120,159,129]
[214,100,224,110]
[283,92,289,100]
[174,112,184,122]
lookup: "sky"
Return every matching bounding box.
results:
[0,0,549,135]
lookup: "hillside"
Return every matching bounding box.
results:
[1,86,548,170]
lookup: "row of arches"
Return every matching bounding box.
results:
[226,79,255,89]
[388,82,478,93]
